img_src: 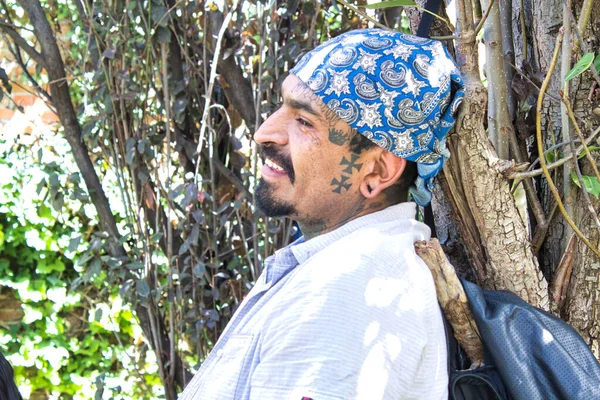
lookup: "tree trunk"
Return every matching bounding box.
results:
[408,0,550,309]
[532,0,600,356]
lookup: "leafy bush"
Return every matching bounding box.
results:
[0,129,162,398]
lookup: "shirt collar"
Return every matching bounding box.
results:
[262,235,305,285]
[290,202,420,265]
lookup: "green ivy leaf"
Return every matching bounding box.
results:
[571,173,600,199]
[151,6,169,27]
[565,52,595,82]
[578,145,600,160]
[125,261,144,270]
[136,279,150,297]
[156,26,171,43]
[594,54,600,73]
[68,236,81,253]
[363,0,416,8]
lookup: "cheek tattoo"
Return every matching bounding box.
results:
[330,175,352,194]
[340,154,363,174]
[291,80,365,196]
[330,154,363,194]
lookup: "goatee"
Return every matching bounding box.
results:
[255,178,296,217]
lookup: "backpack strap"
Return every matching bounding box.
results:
[416,0,444,38]
[417,0,444,236]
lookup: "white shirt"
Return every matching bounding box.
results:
[179,202,448,399]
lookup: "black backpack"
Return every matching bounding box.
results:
[415,3,600,399]
[445,279,600,400]
[0,352,21,400]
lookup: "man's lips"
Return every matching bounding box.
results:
[265,158,285,173]
[260,145,295,183]
[262,158,288,179]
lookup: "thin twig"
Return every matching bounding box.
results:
[519,0,527,61]
[509,125,600,179]
[561,0,574,240]
[536,29,600,259]
[107,315,154,397]
[561,88,600,230]
[575,0,593,50]
[335,0,393,31]
[252,1,265,275]
[160,41,177,385]
[235,209,256,281]
[0,25,47,69]
[506,59,561,103]
[561,91,600,182]
[474,0,495,34]
[194,0,240,174]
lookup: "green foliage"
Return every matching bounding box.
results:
[0,0,410,395]
[571,173,600,199]
[0,131,162,398]
[594,54,600,74]
[564,52,595,82]
[364,0,417,9]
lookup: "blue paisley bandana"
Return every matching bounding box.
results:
[290,29,464,206]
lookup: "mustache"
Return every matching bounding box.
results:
[260,145,295,184]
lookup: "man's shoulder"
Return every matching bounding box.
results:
[315,219,429,273]
[286,222,435,302]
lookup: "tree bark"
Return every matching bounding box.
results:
[530,0,600,355]
[447,0,549,309]
[559,0,600,357]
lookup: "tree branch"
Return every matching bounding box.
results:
[18,0,124,256]
[535,29,600,260]
[0,25,47,70]
[507,124,600,179]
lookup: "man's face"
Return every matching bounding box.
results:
[254,74,367,225]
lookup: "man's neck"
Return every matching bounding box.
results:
[298,199,394,240]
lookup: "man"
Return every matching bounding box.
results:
[180,28,464,400]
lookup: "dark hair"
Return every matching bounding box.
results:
[398,160,417,201]
[349,129,418,202]
[348,130,377,154]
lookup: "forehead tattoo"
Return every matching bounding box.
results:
[291,80,342,129]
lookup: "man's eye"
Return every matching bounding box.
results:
[297,118,313,128]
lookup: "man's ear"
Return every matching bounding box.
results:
[359,150,406,199]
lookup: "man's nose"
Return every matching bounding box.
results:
[254,109,288,145]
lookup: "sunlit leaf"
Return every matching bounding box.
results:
[571,173,600,199]
[578,145,600,160]
[363,0,416,8]
[565,52,595,82]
